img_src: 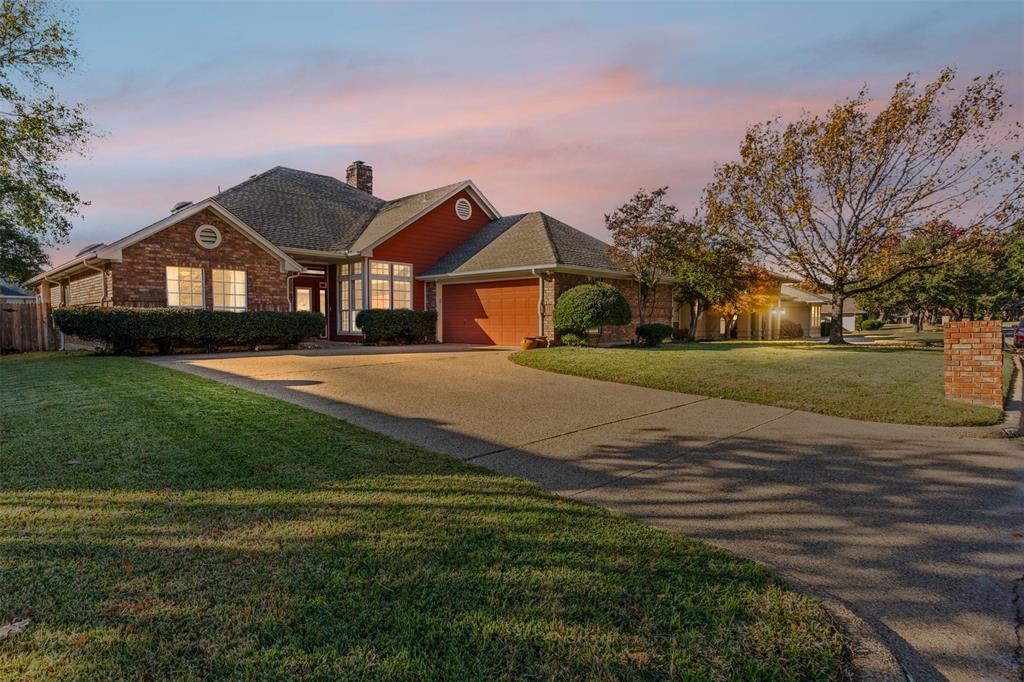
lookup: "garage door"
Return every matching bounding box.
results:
[442,279,539,345]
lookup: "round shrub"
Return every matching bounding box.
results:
[636,323,673,347]
[860,318,885,330]
[553,283,632,336]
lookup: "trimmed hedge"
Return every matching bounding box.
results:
[859,318,885,331]
[636,323,673,347]
[355,309,437,345]
[780,320,804,339]
[52,307,325,354]
[553,283,632,335]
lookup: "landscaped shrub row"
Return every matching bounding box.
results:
[859,318,885,330]
[779,320,804,338]
[355,309,437,345]
[636,323,673,347]
[52,307,325,354]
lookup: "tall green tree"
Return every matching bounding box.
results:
[1,0,94,283]
[703,68,1023,344]
[673,233,750,342]
[605,187,684,326]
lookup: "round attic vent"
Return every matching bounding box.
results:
[195,224,222,249]
[454,198,473,221]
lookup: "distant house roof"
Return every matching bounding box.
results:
[781,283,829,303]
[420,212,624,279]
[0,280,35,297]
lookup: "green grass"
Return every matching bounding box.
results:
[846,324,945,346]
[0,353,849,680]
[512,343,1006,427]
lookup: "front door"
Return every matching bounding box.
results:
[295,287,312,312]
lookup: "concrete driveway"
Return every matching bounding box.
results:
[149,345,1024,682]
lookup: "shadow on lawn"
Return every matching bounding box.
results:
[0,473,826,679]
[168,360,1021,681]
[4,354,1022,680]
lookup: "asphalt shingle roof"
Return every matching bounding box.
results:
[349,181,468,253]
[212,167,476,254]
[212,166,386,252]
[422,212,623,277]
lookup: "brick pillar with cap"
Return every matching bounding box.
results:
[944,320,1003,408]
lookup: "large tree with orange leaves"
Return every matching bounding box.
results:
[703,69,1023,343]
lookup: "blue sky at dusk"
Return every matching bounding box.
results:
[50,0,1024,264]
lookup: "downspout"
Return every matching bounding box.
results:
[285,273,300,311]
[82,260,109,306]
[531,269,545,338]
[42,275,64,350]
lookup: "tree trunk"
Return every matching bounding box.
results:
[914,311,924,333]
[636,282,647,327]
[687,301,701,343]
[828,292,846,344]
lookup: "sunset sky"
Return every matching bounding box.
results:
[50,0,1024,264]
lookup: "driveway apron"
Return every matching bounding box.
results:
[149,345,1024,682]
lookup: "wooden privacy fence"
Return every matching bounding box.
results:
[0,300,59,353]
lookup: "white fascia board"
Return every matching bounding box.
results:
[418,264,643,283]
[93,199,303,273]
[24,255,103,286]
[353,181,502,255]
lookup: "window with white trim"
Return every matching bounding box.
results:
[212,269,247,311]
[338,261,364,333]
[166,266,204,308]
[370,260,413,310]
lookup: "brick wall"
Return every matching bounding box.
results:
[541,273,674,343]
[944,320,1003,408]
[111,208,291,310]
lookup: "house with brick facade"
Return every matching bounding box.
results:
[27,162,823,344]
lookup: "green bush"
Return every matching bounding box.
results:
[553,283,632,336]
[355,309,437,345]
[52,307,325,354]
[859,318,885,330]
[636,323,673,347]
[558,332,589,347]
[779,320,804,338]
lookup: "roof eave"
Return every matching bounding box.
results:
[352,180,502,255]
[418,263,636,282]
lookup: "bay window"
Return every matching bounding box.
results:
[338,261,364,333]
[338,259,413,333]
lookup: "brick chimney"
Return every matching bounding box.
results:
[346,161,373,194]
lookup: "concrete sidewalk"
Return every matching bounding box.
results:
[149,345,1024,682]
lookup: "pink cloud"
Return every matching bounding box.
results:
[56,57,1012,262]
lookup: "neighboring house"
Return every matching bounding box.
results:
[27,162,823,344]
[822,300,867,332]
[681,281,827,341]
[0,280,37,305]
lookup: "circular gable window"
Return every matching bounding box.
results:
[195,224,221,249]
[454,198,473,221]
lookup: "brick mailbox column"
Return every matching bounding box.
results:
[944,320,1003,407]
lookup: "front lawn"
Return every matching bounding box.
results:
[512,343,1006,426]
[0,353,849,680]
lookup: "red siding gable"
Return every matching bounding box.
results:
[370,189,492,309]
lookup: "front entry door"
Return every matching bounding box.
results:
[295,287,312,312]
